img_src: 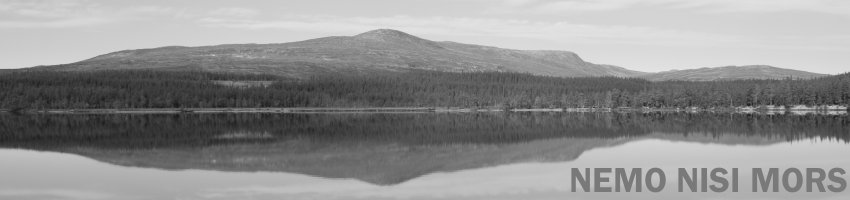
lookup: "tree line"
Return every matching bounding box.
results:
[0,70,848,109]
[2,112,847,150]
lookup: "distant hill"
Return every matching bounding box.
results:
[638,65,826,81]
[31,29,645,78]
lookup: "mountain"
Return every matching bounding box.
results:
[31,29,645,78]
[639,65,827,81]
[23,29,830,80]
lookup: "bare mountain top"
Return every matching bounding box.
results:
[32,29,645,78]
[639,65,827,81]
[354,29,432,44]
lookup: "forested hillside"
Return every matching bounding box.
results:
[1,70,848,109]
[34,29,643,78]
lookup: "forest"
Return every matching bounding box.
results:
[2,112,847,149]
[0,70,849,109]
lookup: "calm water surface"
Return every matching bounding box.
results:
[0,112,848,200]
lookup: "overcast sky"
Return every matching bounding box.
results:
[1,0,848,74]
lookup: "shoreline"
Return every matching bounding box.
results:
[1,106,847,114]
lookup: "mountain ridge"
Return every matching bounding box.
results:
[27,29,825,81]
[27,29,646,78]
[639,65,827,81]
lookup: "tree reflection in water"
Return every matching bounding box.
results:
[0,112,847,185]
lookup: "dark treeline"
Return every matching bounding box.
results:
[1,70,849,109]
[0,112,647,149]
[0,112,847,150]
[0,70,283,109]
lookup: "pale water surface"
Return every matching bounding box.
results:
[0,112,848,200]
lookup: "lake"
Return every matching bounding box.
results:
[1,112,848,200]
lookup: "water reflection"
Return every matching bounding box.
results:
[1,112,847,186]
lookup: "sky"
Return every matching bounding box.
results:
[0,0,848,74]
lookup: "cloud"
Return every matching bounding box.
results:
[0,17,112,28]
[0,0,109,28]
[208,7,260,18]
[0,1,264,29]
[487,0,850,16]
[0,189,116,200]
[0,0,185,28]
[0,0,112,28]
[0,0,112,19]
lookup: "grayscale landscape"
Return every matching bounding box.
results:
[1,0,849,200]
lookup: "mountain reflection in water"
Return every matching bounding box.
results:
[0,112,847,185]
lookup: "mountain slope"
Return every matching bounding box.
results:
[33,29,645,78]
[638,65,826,81]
